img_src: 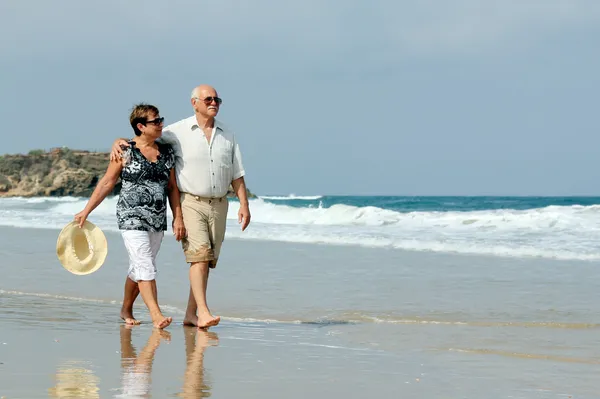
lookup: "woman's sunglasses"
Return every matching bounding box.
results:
[144,117,165,126]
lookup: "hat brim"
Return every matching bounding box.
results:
[56,220,108,275]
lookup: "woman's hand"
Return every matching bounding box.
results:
[74,210,89,228]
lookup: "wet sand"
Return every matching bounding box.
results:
[0,297,409,398]
[2,226,600,397]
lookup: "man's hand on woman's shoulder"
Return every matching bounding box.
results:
[110,138,130,162]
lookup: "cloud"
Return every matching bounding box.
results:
[1,0,600,62]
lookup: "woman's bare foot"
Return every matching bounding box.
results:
[158,330,172,341]
[120,310,141,326]
[148,328,172,344]
[150,311,172,329]
[154,317,172,329]
[197,312,220,329]
[196,330,219,347]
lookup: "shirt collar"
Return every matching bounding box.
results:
[190,117,223,132]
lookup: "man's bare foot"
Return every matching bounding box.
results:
[183,314,198,327]
[120,310,141,326]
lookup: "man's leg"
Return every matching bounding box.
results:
[188,260,219,328]
[180,194,219,328]
[186,197,228,328]
[183,265,213,326]
[181,327,218,397]
[183,287,198,326]
[120,277,140,325]
[187,197,228,328]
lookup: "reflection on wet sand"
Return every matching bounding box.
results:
[116,325,171,398]
[178,326,219,398]
[48,360,100,398]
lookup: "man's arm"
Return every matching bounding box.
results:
[231,176,250,231]
[230,134,250,231]
[109,130,174,161]
[231,176,249,208]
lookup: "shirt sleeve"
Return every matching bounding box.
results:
[158,129,176,145]
[232,134,245,180]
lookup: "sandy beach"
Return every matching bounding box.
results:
[2,225,600,398]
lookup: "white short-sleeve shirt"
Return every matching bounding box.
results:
[159,116,245,198]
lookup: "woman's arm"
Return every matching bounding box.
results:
[167,168,186,240]
[74,158,123,227]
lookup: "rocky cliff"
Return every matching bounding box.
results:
[0,148,256,198]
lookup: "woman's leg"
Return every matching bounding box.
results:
[122,230,171,329]
[138,280,171,329]
[120,231,140,325]
[120,276,140,325]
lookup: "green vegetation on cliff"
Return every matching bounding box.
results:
[0,148,256,198]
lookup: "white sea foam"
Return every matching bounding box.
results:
[0,196,82,203]
[1,196,600,261]
[259,194,322,200]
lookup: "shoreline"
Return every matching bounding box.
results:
[0,224,594,327]
[0,223,594,265]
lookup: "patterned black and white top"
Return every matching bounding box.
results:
[116,141,175,232]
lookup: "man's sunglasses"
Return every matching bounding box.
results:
[196,96,222,105]
[144,117,164,126]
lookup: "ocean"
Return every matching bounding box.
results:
[2,195,600,261]
[2,195,600,397]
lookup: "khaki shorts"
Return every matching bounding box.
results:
[180,193,229,268]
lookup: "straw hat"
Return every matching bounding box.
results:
[48,365,100,398]
[56,220,108,275]
[48,363,100,398]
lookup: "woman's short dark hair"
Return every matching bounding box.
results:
[129,103,159,136]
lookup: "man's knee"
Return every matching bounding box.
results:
[189,260,210,268]
[182,240,214,264]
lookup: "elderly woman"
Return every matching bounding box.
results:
[74,103,185,329]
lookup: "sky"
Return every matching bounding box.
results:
[1,0,599,196]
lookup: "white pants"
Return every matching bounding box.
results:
[121,230,164,282]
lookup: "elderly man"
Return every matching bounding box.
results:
[111,85,251,329]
